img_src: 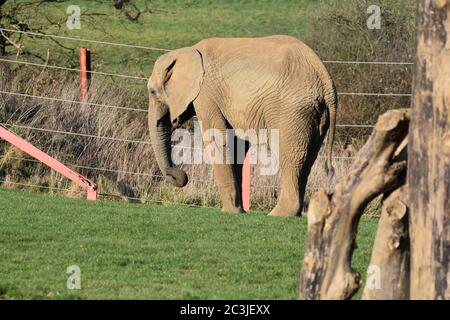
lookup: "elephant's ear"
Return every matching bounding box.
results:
[160,47,204,124]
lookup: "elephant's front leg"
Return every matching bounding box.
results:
[212,163,243,213]
[201,124,244,214]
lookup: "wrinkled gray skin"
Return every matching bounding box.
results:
[148,35,337,216]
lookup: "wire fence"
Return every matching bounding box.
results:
[0,57,412,97]
[0,26,412,209]
[0,90,147,112]
[0,122,360,161]
[0,155,217,184]
[0,89,376,127]
[0,28,415,66]
[0,57,148,80]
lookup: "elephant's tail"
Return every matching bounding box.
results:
[324,81,338,177]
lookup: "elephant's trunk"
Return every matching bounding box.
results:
[149,103,188,188]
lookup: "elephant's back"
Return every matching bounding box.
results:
[194,35,329,93]
[193,36,333,131]
[194,35,317,66]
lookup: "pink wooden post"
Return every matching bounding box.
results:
[80,48,91,103]
[0,125,97,200]
[242,151,251,211]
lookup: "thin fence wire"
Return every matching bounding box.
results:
[337,124,375,128]
[0,179,219,209]
[323,60,413,65]
[0,155,214,184]
[0,122,151,144]
[0,179,72,192]
[0,28,172,52]
[339,92,412,97]
[0,58,148,80]
[0,90,147,113]
[98,192,218,209]
[0,123,203,151]
[0,155,163,178]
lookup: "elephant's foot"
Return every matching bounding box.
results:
[221,205,245,214]
[268,203,302,217]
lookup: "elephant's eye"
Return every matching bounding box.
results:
[149,88,157,95]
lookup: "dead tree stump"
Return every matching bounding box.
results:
[299,109,409,300]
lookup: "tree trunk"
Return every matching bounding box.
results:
[408,0,450,300]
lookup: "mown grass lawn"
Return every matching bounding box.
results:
[0,188,377,299]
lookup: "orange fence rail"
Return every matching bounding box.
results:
[0,124,97,200]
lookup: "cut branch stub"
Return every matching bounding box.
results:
[299,108,410,300]
[362,186,410,300]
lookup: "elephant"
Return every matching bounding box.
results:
[147,35,337,216]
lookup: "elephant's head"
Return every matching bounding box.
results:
[147,47,204,188]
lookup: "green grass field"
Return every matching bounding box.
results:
[0,188,377,299]
[12,0,329,84]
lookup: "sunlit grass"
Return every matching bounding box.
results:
[0,187,377,299]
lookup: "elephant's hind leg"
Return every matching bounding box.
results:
[268,157,305,217]
[268,123,326,217]
[268,122,316,217]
